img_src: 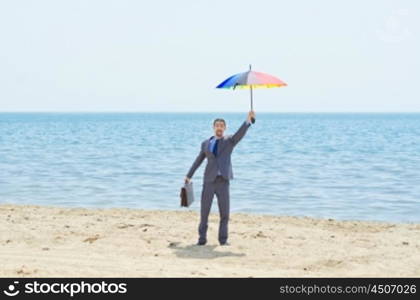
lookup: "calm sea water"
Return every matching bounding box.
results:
[0,113,419,223]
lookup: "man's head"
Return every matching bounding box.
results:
[213,118,226,138]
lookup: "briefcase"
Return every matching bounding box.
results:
[180,181,194,207]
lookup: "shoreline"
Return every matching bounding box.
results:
[3,202,417,225]
[1,204,419,277]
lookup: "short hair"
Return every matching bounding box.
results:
[213,118,226,127]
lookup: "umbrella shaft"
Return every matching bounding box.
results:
[250,85,253,110]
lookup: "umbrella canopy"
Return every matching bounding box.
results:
[216,67,287,90]
[216,65,287,123]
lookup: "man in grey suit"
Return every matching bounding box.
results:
[185,111,255,246]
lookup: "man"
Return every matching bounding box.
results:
[185,111,256,246]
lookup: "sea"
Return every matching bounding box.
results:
[0,112,419,223]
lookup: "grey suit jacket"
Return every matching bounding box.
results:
[186,120,251,183]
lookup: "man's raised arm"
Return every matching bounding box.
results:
[230,110,255,147]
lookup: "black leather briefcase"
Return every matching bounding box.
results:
[180,182,194,207]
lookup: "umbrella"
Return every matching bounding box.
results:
[216,65,287,123]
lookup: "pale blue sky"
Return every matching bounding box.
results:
[0,0,419,112]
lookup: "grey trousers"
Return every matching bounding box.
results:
[198,175,230,244]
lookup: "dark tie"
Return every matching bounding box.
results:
[213,138,219,156]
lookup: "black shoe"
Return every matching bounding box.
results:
[196,240,206,246]
[219,241,230,246]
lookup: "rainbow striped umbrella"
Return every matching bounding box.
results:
[216,65,287,123]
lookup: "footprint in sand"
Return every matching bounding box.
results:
[254,231,268,238]
[16,265,37,276]
[168,242,180,248]
[83,234,100,244]
[139,223,154,228]
[116,223,135,229]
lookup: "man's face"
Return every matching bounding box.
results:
[213,121,226,137]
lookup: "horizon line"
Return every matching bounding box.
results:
[1,111,420,114]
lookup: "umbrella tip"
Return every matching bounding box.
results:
[249,64,252,71]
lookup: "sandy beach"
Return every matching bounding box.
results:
[0,204,419,277]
